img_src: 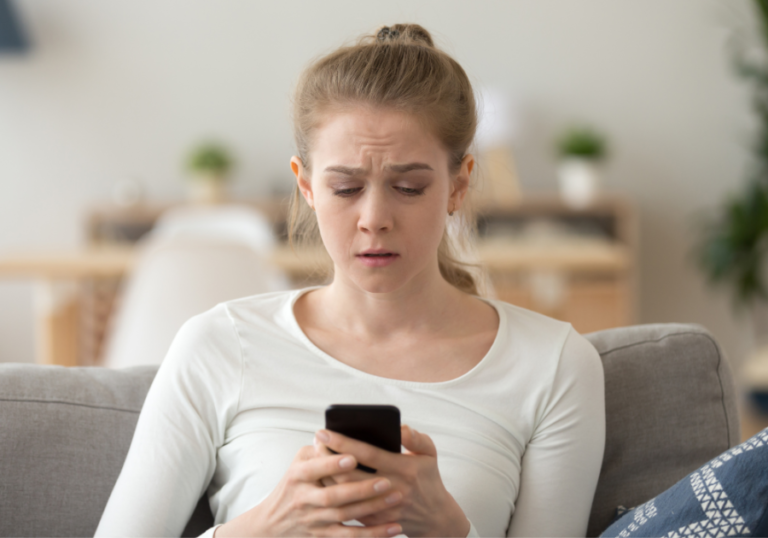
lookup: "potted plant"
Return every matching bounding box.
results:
[696,0,768,412]
[186,142,234,204]
[555,126,608,209]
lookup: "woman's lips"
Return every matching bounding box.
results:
[356,251,400,267]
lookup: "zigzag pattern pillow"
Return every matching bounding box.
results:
[600,428,768,538]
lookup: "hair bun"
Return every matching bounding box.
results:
[375,23,434,48]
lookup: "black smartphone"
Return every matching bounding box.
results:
[324,404,401,473]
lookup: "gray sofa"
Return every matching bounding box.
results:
[0,323,740,537]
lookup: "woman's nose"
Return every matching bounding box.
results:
[357,192,393,233]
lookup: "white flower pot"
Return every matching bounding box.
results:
[188,175,227,204]
[557,158,601,209]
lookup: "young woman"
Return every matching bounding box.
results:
[96,24,605,537]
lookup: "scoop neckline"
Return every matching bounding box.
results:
[284,286,506,388]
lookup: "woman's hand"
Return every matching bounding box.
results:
[314,425,470,538]
[214,445,404,537]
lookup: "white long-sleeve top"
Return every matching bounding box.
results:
[96,287,605,537]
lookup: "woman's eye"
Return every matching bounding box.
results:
[333,188,361,197]
[397,187,425,196]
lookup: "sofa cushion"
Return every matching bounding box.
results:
[599,427,768,538]
[584,323,741,537]
[0,363,212,537]
[0,364,156,536]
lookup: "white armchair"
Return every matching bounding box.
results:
[102,205,289,369]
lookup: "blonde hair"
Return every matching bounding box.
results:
[290,23,480,295]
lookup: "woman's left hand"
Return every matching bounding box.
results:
[314,425,470,538]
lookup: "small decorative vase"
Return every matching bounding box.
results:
[188,175,227,204]
[557,158,600,209]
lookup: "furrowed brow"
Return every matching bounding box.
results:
[388,163,434,173]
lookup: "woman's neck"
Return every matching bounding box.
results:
[306,269,468,341]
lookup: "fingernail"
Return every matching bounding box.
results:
[385,491,402,504]
[316,430,330,443]
[339,456,355,469]
[373,478,390,492]
[387,525,402,535]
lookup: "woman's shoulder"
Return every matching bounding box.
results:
[488,297,573,340]
[189,287,314,348]
[221,286,318,332]
[167,288,304,361]
[486,297,600,372]
[173,288,298,335]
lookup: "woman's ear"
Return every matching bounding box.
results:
[448,154,475,212]
[291,156,314,209]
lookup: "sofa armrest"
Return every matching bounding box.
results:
[585,323,740,537]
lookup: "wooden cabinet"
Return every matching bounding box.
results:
[474,197,636,334]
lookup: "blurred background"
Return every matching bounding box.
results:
[2,0,767,437]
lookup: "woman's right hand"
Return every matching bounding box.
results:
[214,445,404,537]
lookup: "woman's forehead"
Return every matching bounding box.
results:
[311,108,447,167]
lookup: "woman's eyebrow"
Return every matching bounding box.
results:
[323,163,434,175]
[323,165,366,175]
[388,163,433,173]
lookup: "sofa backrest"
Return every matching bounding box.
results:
[0,364,214,536]
[0,323,739,537]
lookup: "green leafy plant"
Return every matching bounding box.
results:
[696,0,768,309]
[697,181,768,306]
[186,143,234,180]
[556,126,608,161]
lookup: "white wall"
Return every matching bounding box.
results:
[0,0,755,365]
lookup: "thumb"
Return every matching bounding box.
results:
[401,425,437,457]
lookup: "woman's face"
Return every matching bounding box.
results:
[291,107,473,295]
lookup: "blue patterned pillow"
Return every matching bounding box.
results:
[600,428,768,538]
